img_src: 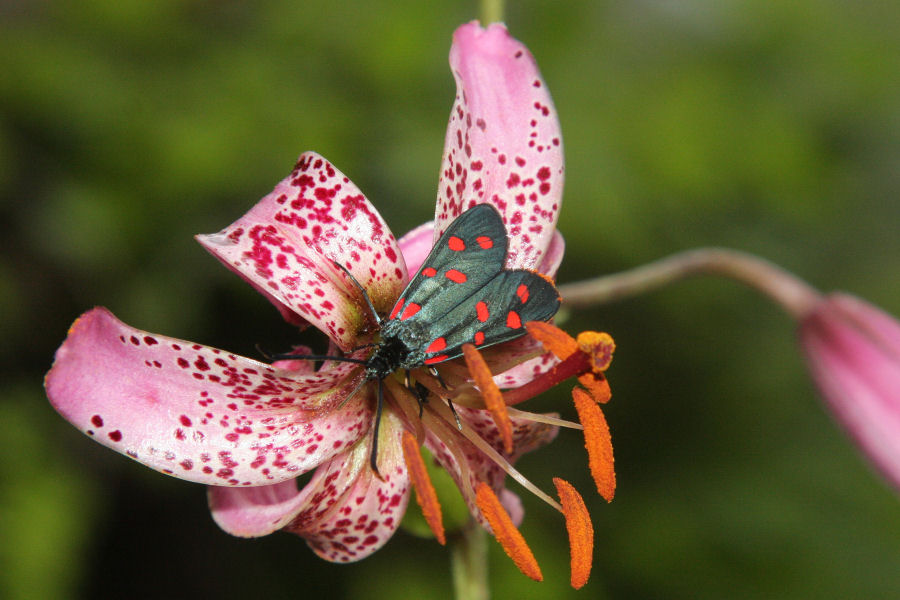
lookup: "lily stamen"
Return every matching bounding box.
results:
[462,343,514,454]
[475,482,543,582]
[553,478,594,590]
[402,431,446,545]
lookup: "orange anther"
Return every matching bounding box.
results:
[576,331,615,372]
[462,343,513,454]
[475,482,543,582]
[401,431,445,545]
[525,320,578,359]
[572,387,616,502]
[553,478,594,589]
[577,373,612,404]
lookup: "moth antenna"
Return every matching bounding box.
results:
[336,374,370,410]
[255,343,274,361]
[331,259,382,325]
[369,379,385,480]
[268,353,368,365]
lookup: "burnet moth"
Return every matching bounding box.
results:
[274,203,561,473]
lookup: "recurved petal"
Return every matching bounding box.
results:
[478,334,560,389]
[284,410,411,562]
[197,152,407,349]
[539,230,566,279]
[209,479,308,537]
[45,307,372,487]
[209,438,367,537]
[435,22,564,271]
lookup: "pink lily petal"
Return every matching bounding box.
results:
[197,152,407,349]
[476,333,560,389]
[435,22,564,271]
[538,230,566,279]
[396,220,436,276]
[500,488,525,527]
[284,411,411,562]
[208,479,307,537]
[425,407,558,527]
[209,431,372,537]
[800,293,900,490]
[46,307,373,486]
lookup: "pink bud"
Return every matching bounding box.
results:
[799,293,900,491]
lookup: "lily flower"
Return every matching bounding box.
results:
[799,292,900,491]
[45,22,611,582]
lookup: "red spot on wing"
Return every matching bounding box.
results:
[426,337,447,353]
[389,299,404,320]
[448,236,466,251]
[425,354,449,365]
[475,300,491,323]
[400,303,421,320]
[476,236,494,249]
[516,284,529,303]
[422,267,437,277]
[506,311,522,329]
[445,269,467,283]
[476,301,489,322]
[474,331,485,345]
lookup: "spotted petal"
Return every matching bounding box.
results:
[46,307,372,486]
[435,22,564,271]
[283,410,410,562]
[197,152,407,350]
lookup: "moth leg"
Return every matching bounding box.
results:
[414,383,430,419]
[447,398,462,430]
[369,379,385,479]
[429,366,449,389]
[404,369,430,419]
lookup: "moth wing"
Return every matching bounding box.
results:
[420,269,561,365]
[386,204,508,325]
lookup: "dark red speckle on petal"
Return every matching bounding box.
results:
[108,430,123,442]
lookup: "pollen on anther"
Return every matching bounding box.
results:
[463,344,512,453]
[401,432,445,545]
[572,388,616,502]
[553,478,594,589]
[475,482,542,581]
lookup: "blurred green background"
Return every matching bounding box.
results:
[2,0,899,598]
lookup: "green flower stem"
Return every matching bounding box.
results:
[480,0,505,24]
[558,247,822,319]
[451,518,490,600]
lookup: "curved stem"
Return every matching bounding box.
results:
[480,0,504,24]
[558,247,822,319]
[451,518,490,600]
